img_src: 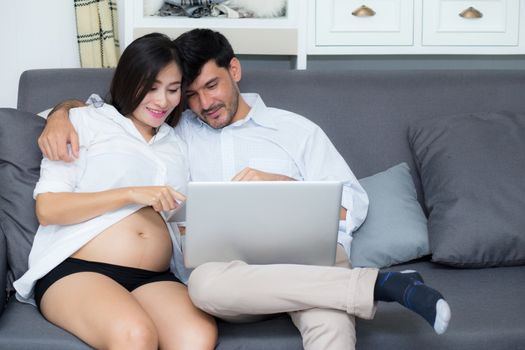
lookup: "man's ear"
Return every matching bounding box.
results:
[228,57,242,83]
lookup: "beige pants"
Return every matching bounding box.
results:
[188,245,378,350]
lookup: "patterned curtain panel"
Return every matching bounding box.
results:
[74,0,120,68]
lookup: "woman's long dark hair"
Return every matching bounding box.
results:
[109,33,183,126]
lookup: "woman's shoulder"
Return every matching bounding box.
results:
[69,105,93,129]
[68,103,124,145]
[70,103,121,127]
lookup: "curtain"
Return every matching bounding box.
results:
[74,0,120,68]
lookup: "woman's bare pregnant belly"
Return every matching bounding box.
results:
[72,207,172,271]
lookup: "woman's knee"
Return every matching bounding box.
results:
[179,317,218,350]
[109,317,158,350]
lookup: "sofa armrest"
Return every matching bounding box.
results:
[0,231,7,316]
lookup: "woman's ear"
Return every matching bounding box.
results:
[228,57,242,83]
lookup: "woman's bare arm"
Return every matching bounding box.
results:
[36,186,186,226]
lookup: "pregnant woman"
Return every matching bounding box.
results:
[14,33,217,350]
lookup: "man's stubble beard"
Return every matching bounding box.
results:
[202,77,240,130]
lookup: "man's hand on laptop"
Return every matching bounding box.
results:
[232,168,347,219]
[232,167,295,181]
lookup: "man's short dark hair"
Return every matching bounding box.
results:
[173,28,235,88]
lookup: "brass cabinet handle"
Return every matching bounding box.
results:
[352,5,376,17]
[459,6,483,19]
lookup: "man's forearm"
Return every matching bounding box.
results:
[47,99,86,120]
[39,99,85,161]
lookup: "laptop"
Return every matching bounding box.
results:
[182,181,343,268]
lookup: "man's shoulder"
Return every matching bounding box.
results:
[264,106,320,133]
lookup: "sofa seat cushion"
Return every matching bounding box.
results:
[2,262,524,350]
[216,315,302,349]
[356,261,525,350]
[0,297,302,350]
[0,298,92,350]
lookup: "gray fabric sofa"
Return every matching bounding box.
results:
[1,68,525,349]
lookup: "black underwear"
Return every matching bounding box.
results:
[34,257,181,309]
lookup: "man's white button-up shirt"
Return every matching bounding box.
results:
[175,93,369,258]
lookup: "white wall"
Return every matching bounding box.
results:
[0,1,80,108]
[0,0,128,109]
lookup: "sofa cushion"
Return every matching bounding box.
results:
[408,111,525,267]
[3,262,525,350]
[357,261,525,349]
[0,296,302,350]
[351,163,430,268]
[0,232,6,316]
[0,108,44,291]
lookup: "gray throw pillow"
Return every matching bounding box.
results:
[0,232,6,314]
[0,108,44,292]
[350,163,430,268]
[408,111,525,267]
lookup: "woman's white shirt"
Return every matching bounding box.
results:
[13,101,190,305]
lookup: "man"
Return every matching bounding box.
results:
[38,28,450,350]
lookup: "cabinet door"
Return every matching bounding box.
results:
[422,0,520,46]
[315,0,414,46]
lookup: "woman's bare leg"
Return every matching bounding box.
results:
[40,272,158,350]
[132,281,218,350]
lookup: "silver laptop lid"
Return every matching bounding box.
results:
[184,181,342,268]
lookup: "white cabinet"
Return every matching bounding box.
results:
[422,0,520,46]
[122,0,525,69]
[315,0,414,46]
[309,0,525,56]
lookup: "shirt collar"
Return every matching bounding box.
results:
[240,93,277,129]
[185,93,278,130]
[90,97,172,144]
